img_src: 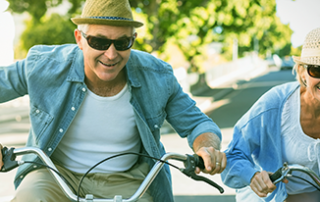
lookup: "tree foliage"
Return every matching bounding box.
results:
[20,13,76,50]
[130,0,293,72]
[8,0,293,72]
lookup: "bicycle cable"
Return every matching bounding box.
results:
[14,153,186,202]
[76,152,180,202]
[289,175,320,192]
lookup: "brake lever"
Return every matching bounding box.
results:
[0,147,19,172]
[180,154,224,193]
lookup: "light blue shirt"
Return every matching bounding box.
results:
[0,44,221,202]
[221,81,300,202]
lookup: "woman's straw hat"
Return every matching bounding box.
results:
[292,27,320,65]
[71,0,143,28]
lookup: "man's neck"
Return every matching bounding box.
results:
[85,71,127,97]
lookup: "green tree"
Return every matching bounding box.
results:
[8,0,293,72]
[130,0,293,72]
[7,0,63,21]
[21,13,76,50]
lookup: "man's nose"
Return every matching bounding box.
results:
[104,43,117,59]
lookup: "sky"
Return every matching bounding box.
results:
[276,0,320,47]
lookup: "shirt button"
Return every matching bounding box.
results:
[71,107,75,111]
[36,109,40,113]
[82,88,86,92]
[59,128,63,133]
[33,165,37,168]
[20,175,23,178]
[154,124,159,129]
[48,148,52,152]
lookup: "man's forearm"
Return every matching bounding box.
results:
[192,132,221,152]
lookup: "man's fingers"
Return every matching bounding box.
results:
[216,152,227,174]
[0,144,3,169]
[195,147,226,175]
[195,147,213,173]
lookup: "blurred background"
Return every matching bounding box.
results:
[1,0,319,72]
[1,0,320,201]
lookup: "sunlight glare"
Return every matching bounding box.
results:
[0,0,14,66]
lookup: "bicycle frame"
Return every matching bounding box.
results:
[3,147,223,202]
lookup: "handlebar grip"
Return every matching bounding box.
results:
[192,154,205,170]
[269,167,283,183]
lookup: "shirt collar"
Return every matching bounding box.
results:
[66,47,85,83]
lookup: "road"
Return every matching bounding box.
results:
[207,68,296,128]
[0,68,296,202]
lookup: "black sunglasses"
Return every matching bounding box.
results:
[81,31,135,51]
[302,64,320,78]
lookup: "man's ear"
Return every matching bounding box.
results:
[74,29,83,50]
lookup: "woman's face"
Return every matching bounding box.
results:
[301,64,320,102]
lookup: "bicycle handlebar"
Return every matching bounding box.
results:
[0,146,224,202]
[270,162,320,187]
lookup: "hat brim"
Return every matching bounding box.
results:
[292,56,320,65]
[292,56,305,64]
[71,18,143,28]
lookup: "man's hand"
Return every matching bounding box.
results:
[192,133,227,175]
[0,144,3,169]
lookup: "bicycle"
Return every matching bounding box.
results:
[270,162,320,190]
[0,146,224,202]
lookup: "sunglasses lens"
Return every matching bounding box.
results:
[308,65,320,78]
[87,36,111,51]
[114,38,133,51]
[82,31,134,51]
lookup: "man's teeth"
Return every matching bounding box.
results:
[100,61,117,66]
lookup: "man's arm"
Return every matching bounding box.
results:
[192,132,227,175]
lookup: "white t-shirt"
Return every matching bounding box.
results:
[52,84,141,173]
[281,87,320,194]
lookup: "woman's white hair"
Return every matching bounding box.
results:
[292,63,306,86]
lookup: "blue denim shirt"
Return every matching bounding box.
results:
[0,44,221,202]
[221,82,300,202]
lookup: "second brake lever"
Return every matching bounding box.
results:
[270,162,289,185]
[0,147,19,172]
[180,154,224,193]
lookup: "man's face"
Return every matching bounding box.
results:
[75,24,135,85]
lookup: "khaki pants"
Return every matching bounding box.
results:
[11,163,153,202]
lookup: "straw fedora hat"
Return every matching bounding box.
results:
[292,27,320,66]
[71,0,143,28]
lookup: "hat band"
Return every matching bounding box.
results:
[88,16,133,21]
[301,48,320,58]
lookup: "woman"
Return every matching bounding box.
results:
[221,27,320,202]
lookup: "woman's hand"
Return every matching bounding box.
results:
[250,171,288,197]
[250,171,276,197]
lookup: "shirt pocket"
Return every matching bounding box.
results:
[145,111,167,141]
[29,105,53,143]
